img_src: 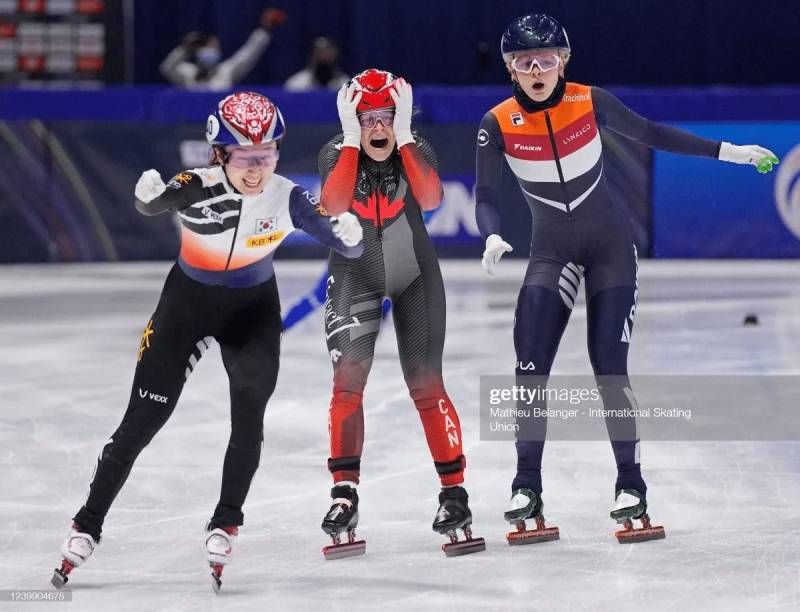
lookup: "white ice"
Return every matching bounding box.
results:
[1,260,799,611]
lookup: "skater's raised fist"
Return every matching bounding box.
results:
[134,169,166,203]
[261,8,287,31]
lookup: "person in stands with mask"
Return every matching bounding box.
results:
[314,69,485,560]
[160,8,286,90]
[475,13,779,545]
[284,36,349,91]
[51,92,363,593]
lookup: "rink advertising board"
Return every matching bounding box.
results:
[0,88,797,262]
[653,122,800,258]
[0,120,649,263]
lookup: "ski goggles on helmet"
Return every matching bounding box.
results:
[357,109,395,129]
[511,51,561,73]
[225,146,279,169]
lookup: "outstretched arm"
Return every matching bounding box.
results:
[159,46,197,87]
[592,87,779,171]
[134,170,204,215]
[213,9,284,85]
[288,186,363,258]
[592,87,720,157]
[214,29,272,86]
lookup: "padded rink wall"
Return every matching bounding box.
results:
[0,86,798,263]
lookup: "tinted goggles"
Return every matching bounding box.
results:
[226,148,279,169]
[357,109,395,129]
[511,52,561,73]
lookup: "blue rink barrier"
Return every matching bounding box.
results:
[0,87,798,262]
[653,122,800,258]
[2,86,800,123]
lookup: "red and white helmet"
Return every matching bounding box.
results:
[350,68,398,113]
[206,91,286,146]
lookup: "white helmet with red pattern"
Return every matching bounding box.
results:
[206,91,286,146]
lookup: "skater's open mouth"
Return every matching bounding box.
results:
[242,176,261,189]
[532,82,546,91]
[370,138,389,149]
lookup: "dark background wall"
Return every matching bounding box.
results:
[133,0,799,86]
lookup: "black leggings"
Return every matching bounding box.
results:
[74,265,282,539]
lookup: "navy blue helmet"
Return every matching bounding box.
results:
[501,14,570,60]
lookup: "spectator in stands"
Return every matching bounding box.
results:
[160,8,286,90]
[284,36,349,91]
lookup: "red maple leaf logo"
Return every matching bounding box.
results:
[351,192,404,228]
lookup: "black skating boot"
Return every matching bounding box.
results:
[433,486,485,557]
[504,488,560,545]
[611,489,666,543]
[321,484,365,559]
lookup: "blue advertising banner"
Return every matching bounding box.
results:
[653,123,800,258]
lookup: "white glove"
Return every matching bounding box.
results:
[718,142,780,173]
[135,169,166,203]
[481,234,513,276]
[331,212,363,247]
[337,84,362,149]
[389,78,414,147]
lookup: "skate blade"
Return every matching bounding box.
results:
[442,537,486,557]
[51,559,73,589]
[210,564,223,594]
[322,540,366,560]
[50,570,68,589]
[615,525,666,544]
[507,526,560,545]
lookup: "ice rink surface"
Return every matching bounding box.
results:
[1,259,799,611]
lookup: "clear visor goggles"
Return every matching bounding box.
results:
[357,109,395,129]
[510,52,561,74]
[226,146,279,169]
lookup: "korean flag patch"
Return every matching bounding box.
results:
[256,218,276,234]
